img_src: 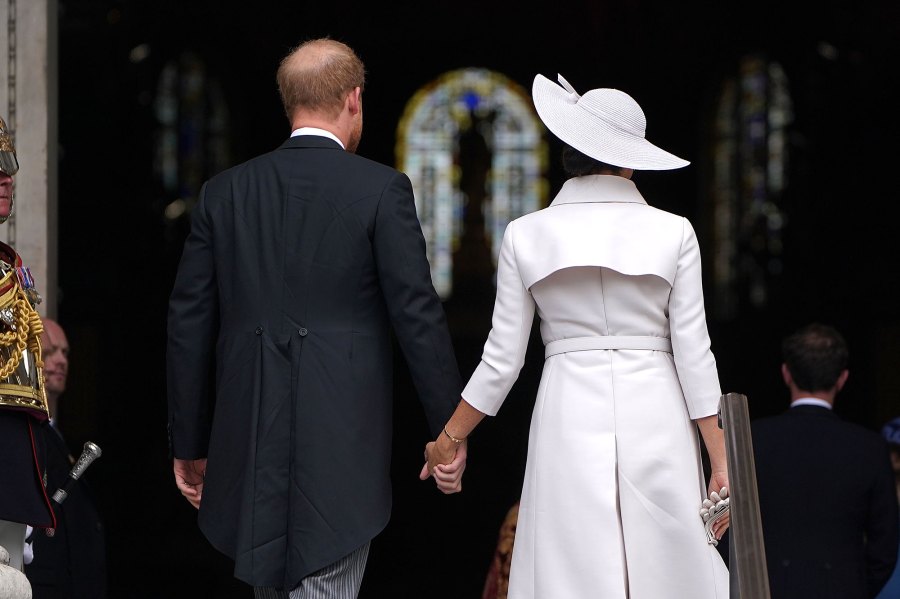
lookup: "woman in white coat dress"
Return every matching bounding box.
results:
[423,74,730,598]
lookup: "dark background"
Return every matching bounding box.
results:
[49,0,900,596]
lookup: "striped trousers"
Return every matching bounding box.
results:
[254,542,370,599]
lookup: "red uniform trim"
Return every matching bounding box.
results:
[28,418,57,529]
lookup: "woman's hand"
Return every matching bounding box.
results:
[696,415,730,541]
[419,436,467,494]
[418,401,484,494]
[706,470,730,541]
[424,438,457,473]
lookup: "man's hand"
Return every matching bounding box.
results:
[419,439,467,494]
[174,458,207,509]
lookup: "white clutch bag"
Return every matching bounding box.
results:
[699,487,730,546]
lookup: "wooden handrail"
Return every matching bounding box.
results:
[719,392,771,599]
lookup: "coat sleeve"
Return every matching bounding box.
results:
[372,172,462,437]
[865,439,900,597]
[461,222,535,416]
[166,183,219,459]
[668,218,722,419]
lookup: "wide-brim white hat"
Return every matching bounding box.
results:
[532,73,689,171]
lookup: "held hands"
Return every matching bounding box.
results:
[419,435,467,494]
[419,401,483,494]
[174,458,207,509]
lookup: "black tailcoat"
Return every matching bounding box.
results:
[752,405,899,598]
[166,135,461,588]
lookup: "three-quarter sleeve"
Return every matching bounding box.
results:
[669,218,722,419]
[462,222,536,416]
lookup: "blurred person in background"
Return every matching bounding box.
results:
[25,318,107,598]
[753,323,898,599]
[875,417,900,598]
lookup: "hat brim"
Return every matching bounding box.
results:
[532,74,689,171]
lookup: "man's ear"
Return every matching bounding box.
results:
[835,369,849,393]
[346,87,361,116]
[780,363,793,387]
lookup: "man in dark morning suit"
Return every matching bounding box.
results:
[166,39,466,599]
[752,323,898,598]
[25,319,107,598]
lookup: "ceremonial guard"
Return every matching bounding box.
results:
[0,114,55,575]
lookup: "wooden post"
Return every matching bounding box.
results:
[719,392,771,598]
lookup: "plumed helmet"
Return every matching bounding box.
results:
[0,115,19,177]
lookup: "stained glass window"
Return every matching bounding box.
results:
[155,52,231,222]
[708,55,792,319]
[396,68,548,299]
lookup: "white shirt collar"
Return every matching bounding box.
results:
[790,397,833,410]
[291,127,344,149]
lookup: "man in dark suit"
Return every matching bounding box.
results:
[752,323,898,598]
[25,318,107,598]
[167,38,465,598]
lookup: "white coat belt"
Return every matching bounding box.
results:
[544,335,673,358]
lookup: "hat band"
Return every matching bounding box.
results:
[576,101,645,139]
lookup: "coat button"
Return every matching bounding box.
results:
[298,327,308,337]
[255,327,263,335]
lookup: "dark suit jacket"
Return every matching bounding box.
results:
[166,135,462,589]
[752,405,899,598]
[25,424,107,599]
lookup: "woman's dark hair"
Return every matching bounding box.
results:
[782,323,849,392]
[562,145,627,177]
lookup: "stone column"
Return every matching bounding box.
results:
[0,0,57,318]
[0,545,32,598]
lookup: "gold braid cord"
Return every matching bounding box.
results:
[0,266,48,417]
[0,295,43,377]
